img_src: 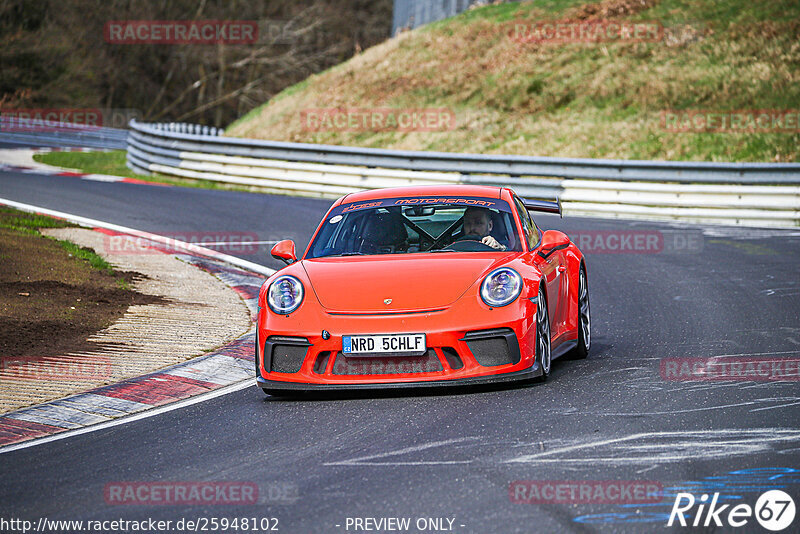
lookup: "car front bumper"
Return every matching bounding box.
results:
[256,364,540,391]
[255,295,542,388]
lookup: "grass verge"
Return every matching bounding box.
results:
[0,207,162,358]
[32,150,260,192]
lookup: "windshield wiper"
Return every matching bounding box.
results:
[333,252,365,256]
[428,248,456,253]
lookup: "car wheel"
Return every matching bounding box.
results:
[536,285,551,380]
[570,265,591,359]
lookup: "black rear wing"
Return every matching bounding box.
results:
[522,198,562,218]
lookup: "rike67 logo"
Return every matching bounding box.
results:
[668,490,796,531]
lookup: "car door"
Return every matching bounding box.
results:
[514,195,567,341]
[549,247,570,341]
[536,242,568,340]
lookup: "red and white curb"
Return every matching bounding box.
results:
[0,198,275,452]
[0,161,157,185]
[0,147,159,185]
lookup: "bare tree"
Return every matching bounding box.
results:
[0,0,392,127]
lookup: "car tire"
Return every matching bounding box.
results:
[569,264,591,359]
[536,284,551,381]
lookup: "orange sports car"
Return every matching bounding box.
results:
[256,185,590,394]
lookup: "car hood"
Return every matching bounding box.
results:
[301,254,506,312]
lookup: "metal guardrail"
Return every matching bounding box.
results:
[125,120,800,227]
[0,118,128,150]
[393,0,481,35]
[128,120,800,184]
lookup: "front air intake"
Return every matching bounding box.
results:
[265,336,310,373]
[441,347,464,370]
[462,328,520,367]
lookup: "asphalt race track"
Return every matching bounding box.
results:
[1,164,799,533]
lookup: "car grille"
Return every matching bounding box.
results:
[331,350,443,375]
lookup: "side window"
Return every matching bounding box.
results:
[528,210,540,248]
[513,195,539,250]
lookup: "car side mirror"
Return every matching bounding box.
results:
[540,230,570,251]
[270,240,297,265]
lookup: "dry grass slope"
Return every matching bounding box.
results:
[227,0,800,162]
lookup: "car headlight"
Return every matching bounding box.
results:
[267,275,304,315]
[480,267,522,307]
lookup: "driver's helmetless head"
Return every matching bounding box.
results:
[463,207,493,237]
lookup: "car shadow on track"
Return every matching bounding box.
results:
[258,342,613,403]
[260,373,554,403]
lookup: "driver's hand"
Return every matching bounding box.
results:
[482,236,506,250]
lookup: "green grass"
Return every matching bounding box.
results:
[226,0,800,162]
[56,239,113,274]
[0,207,114,274]
[33,150,147,179]
[34,149,322,193]
[33,150,155,181]
[32,150,237,191]
[0,207,74,235]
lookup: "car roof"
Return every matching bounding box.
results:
[335,185,506,206]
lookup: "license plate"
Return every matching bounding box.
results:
[342,334,426,356]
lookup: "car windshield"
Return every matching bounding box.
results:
[306,196,521,258]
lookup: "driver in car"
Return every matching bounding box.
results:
[460,207,506,251]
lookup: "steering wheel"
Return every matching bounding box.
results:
[428,232,456,251]
[448,234,494,251]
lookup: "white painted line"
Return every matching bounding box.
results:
[504,429,800,466]
[590,400,759,416]
[323,429,800,467]
[0,379,254,454]
[704,349,800,359]
[0,197,274,452]
[750,399,800,412]
[323,437,480,466]
[0,197,275,277]
[83,174,123,182]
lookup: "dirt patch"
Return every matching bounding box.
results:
[0,217,164,361]
[0,209,253,414]
[570,0,660,20]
